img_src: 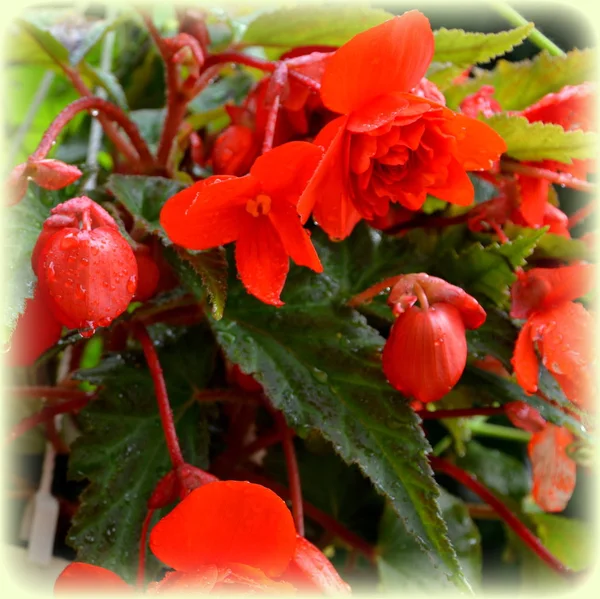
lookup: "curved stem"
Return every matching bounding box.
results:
[30,97,155,168]
[430,456,574,577]
[568,202,595,230]
[489,1,566,56]
[413,282,429,311]
[137,509,154,588]
[501,160,594,193]
[347,276,403,307]
[132,323,185,469]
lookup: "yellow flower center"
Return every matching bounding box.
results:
[245,194,272,217]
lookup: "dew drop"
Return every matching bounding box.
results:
[312,368,328,383]
[60,233,78,250]
[79,328,95,339]
[80,257,89,266]
[46,262,57,282]
[91,110,99,117]
[75,285,86,300]
[98,317,112,327]
[127,275,137,294]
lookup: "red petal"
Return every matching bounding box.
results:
[298,116,362,240]
[444,113,507,170]
[505,401,546,433]
[149,566,219,594]
[321,12,434,114]
[426,158,475,206]
[160,176,256,250]
[235,215,290,306]
[346,93,413,133]
[269,202,323,272]
[250,141,323,205]
[54,563,131,594]
[517,175,550,227]
[511,320,539,394]
[281,535,351,594]
[215,564,296,594]
[149,481,297,577]
[528,425,576,512]
[382,304,468,403]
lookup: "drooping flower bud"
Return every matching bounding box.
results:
[382,274,486,403]
[133,248,160,301]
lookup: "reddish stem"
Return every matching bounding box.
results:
[30,97,155,169]
[274,412,304,536]
[568,202,595,230]
[192,389,262,405]
[240,429,283,458]
[137,509,154,588]
[132,323,185,469]
[6,397,90,445]
[8,386,94,403]
[501,160,595,193]
[262,93,281,154]
[429,456,574,577]
[417,407,506,420]
[45,419,70,454]
[347,275,403,308]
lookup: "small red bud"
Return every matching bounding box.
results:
[212,125,258,176]
[30,159,82,190]
[133,249,160,302]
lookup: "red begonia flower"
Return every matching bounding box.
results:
[55,563,132,594]
[528,424,577,512]
[382,274,486,403]
[149,480,297,576]
[160,142,323,306]
[512,301,595,406]
[459,85,502,119]
[504,401,546,433]
[297,12,507,240]
[510,264,595,320]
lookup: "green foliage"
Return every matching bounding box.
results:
[211,229,470,591]
[445,49,594,110]
[68,326,216,583]
[433,24,534,67]
[483,115,597,163]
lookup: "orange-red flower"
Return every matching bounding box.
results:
[55,481,350,595]
[382,274,486,403]
[297,11,507,241]
[160,142,323,306]
[510,264,596,407]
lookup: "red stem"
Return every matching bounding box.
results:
[501,160,595,193]
[417,407,506,420]
[45,419,70,454]
[8,386,94,403]
[429,456,574,577]
[568,202,595,230]
[137,509,154,588]
[30,97,155,169]
[239,429,283,458]
[6,397,90,445]
[132,323,185,469]
[274,412,304,536]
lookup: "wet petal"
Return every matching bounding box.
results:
[321,12,434,114]
[149,481,297,577]
[511,320,540,394]
[517,175,550,228]
[426,157,475,206]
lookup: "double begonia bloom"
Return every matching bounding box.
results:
[510,264,596,406]
[297,11,507,241]
[55,481,350,595]
[161,142,324,306]
[382,274,486,403]
[505,401,576,513]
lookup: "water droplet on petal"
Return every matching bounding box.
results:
[126,275,137,294]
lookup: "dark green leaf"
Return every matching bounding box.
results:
[129,109,166,152]
[242,5,393,49]
[68,325,216,583]
[377,489,481,590]
[483,115,597,163]
[84,65,129,110]
[210,228,470,591]
[433,24,533,67]
[189,71,254,114]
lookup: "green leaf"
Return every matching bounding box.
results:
[129,109,166,153]
[445,49,594,110]
[433,24,533,67]
[377,489,481,590]
[242,5,393,49]
[443,229,545,307]
[107,174,186,241]
[68,325,216,583]
[210,228,470,592]
[16,18,70,65]
[426,62,465,90]
[482,114,597,163]
[163,246,228,320]
[2,188,65,342]
[189,71,254,113]
[83,65,129,110]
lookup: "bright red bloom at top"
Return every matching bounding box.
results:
[55,481,350,595]
[160,142,323,306]
[297,11,507,240]
[382,274,486,403]
[510,264,596,407]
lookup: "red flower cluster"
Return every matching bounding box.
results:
[510,263,595,407]
[55,480,350,595]
[381,274,486,403]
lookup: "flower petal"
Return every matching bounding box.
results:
[281,535,351,595]
[426,158,475,206]
[269,202,323,272]
[55,563,131,594]
[321,12,434,114]
[160,176,258,250]
[517,175,550,227]
[236,215,290,306]
[511,320,539,394]
[250,141,323,204]
[149,481,297,577]
[528,425,576,512]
